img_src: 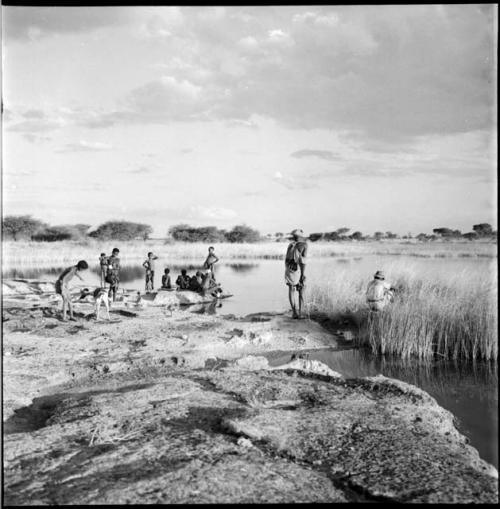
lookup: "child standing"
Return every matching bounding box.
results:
[203,246,219,280]
[55,260,89,321]
[99,252,108,288]
[142,252,158,292]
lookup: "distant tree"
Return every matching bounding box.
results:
[308,232,324,242]
[225,224,261,243]
[89,220,153,241]
[473,223,493,236]
[275,232,284,238]
[71,224,91,236]
[385,231,398,239]
[323,231,340,241]
[32,226,73,242]
[463,232,478,241]
[2,215,47,240]
[374,231,384,241]
[336,227,350,236]
[433,227,453,237]
[168,224,226,242]
[416,233,428,241]
[349,231,364,241]
[433,227,462,238]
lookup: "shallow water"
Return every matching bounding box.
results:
[4,255,498,469]
[5,255,494,317]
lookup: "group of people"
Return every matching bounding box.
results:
[285,228,395,319]
[54,230,394,322]
[142,246,220,296]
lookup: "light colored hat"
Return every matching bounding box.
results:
[374,270,385,280]
[289,228,306,239]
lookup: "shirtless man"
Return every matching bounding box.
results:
[106,248,120,302]
[284,229,308,319]
[55,260,89,321]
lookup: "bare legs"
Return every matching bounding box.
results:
[288,285,306,318]
[61,290,76,321]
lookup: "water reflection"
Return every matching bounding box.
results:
[226,263,260,274]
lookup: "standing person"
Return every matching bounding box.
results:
[55,260,89,321]
[106,248,121,302]
[161,268,172,289]
[285,229,308,319]
[203,246,219,281]
[99,252,108,288]
[366,271,395,311]
[142,252,159,292]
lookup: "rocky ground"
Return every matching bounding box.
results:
[2,294,498,504]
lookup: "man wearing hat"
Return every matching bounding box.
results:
[366,270,395,311]
[285,228,308,319]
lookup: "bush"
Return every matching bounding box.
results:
[2,215,47,241]
[225,225,261,243]
[168,224,226,242]
[89,220,152,241]
[32,226,73,242]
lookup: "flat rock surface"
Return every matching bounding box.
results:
[2,301,498,504]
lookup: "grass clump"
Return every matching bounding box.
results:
[309,266,497,362]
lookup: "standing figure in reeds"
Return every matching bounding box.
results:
[366,270,395,311]
[106,248,121,302]
[55,260,89,321]
[99,252,108,288]
[285,228,308,319]
[203,246,219,281]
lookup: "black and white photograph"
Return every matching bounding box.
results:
[2,3,498,504]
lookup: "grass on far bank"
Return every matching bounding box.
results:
[308,263,498,362]
[2,238,496,271]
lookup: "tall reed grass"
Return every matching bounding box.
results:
[2,239,496,271]
[308,263,498,362]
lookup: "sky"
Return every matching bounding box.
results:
[2,5,497,237]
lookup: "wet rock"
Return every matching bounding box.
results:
[234,356,269,370]
[270,359,343,378]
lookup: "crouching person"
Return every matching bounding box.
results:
[55,260,89,321]
[366,270,395,311]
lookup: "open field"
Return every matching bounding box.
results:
[309,261,498,362]
[2,239,497,270]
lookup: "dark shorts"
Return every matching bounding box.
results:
[55,280,70,298]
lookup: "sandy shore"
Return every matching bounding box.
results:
[3,298,498,504]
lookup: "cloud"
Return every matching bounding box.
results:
[290,149,343,161]
[23,133,52,143]
[127,166,152,174]
[187,205,238,221]
[225,119,259,129]
[22,109,46,119]
[57,140,112,153]
[3,6,139,40]
[7,117,66,133]
[272,171,318,190]
[5,6,494,145]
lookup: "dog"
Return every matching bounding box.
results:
[78,288,111,320]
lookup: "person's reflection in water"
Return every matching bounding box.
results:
[191,300,222,315]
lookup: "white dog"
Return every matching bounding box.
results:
[78,288,111,320]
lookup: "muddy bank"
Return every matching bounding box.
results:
[2,299,498,504]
